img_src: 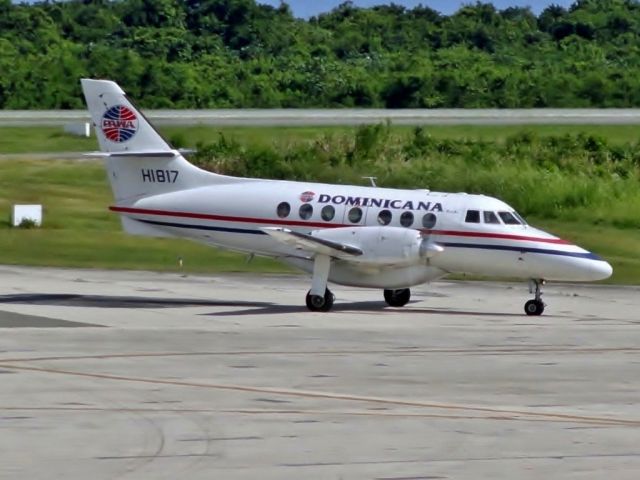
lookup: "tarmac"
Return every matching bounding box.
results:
[0,265,639,479]
[4,108,640,126]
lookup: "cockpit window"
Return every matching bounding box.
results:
[465,210,480,223]
[483,211,500,224]
[498,211,521,225]
[512,211,527,225]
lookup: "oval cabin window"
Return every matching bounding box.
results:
[422,213,437,229]
[377,209,392,225]
[277,202,290,218]
[400,211,414,227]
[299,203,313,220]
[321,205,335,221]
[348,207,363,223]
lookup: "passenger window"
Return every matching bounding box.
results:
[483,211,500,224]
[498,211,521,225]
[276,202,290,218]
[400,211,414,227]
[348,207,362,223]
[377,209,392,225]
[299,203,313,220]
[321,205,335,221]
[422,213,437,229]
[465,210,480,223]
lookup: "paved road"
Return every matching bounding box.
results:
[2,108,640,126]
[1,266,639,479]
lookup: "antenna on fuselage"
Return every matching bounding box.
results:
[362,176,377,187]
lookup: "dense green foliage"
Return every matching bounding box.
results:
[191,125,640,228]
[2,0,640,108]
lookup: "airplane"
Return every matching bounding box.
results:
[81,79,613,315]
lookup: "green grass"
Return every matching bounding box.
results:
[0,127,96,153]
[404,125,640,144]
[2,124,640,155]
[0,159,288,273]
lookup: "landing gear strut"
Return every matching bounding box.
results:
[305,254,334,312]
[384,288,411,307]
[524,279,545,316]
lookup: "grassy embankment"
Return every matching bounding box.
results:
[0,124,638,283]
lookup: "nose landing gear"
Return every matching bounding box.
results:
[524,279,545,316]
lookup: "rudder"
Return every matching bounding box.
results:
[81,78,170,153]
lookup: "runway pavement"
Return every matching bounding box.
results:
[3,108,640,126]
[0,266,639,479]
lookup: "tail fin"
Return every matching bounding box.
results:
[81,79,238,206]
[81,78,171,153]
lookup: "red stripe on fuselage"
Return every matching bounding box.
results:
[109,206,570,245]
[427,229,570,245]
[110,205,345,229]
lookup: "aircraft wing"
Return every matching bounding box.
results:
[262,227,363,258]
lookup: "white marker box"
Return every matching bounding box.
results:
[12,204,42,227]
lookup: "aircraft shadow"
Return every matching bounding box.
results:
[202,301,520,317]
[0,293,273,310]
[0,294,522,317]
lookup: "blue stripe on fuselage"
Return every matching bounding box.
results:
[137,219,600,260]
[440,242,602,260]
[139,219,266,235]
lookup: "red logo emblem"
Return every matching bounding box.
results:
[300,191,315,202]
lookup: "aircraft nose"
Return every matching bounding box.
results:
[568,255,613,282]
[586,259,613,281]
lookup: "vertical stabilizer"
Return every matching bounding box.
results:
[81,78,241,206]
[81,79,170,153]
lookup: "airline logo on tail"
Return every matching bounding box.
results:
[102,105,138,142]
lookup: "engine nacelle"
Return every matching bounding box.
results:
[313,226,440,265]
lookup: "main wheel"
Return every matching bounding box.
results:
[383,288,411,307]
[305,288,334,312]
[524,299,545,316]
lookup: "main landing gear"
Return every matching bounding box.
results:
[306,288,335,312]
[305,254,335,312]
[384,288,411,307]
[524,279,545,316]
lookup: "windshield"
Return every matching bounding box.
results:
[498,211,521,225]
[512,211,527,225]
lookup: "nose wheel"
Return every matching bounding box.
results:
[384,288,411,307]
[525,279,545,316]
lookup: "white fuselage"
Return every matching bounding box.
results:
[111,178,613,289]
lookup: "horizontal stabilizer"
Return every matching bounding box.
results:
[85,150,178,158]
[262,227,363,258]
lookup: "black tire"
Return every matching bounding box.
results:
[306,288,334,312]
[383,288,411,307]
[524,299,545,316]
